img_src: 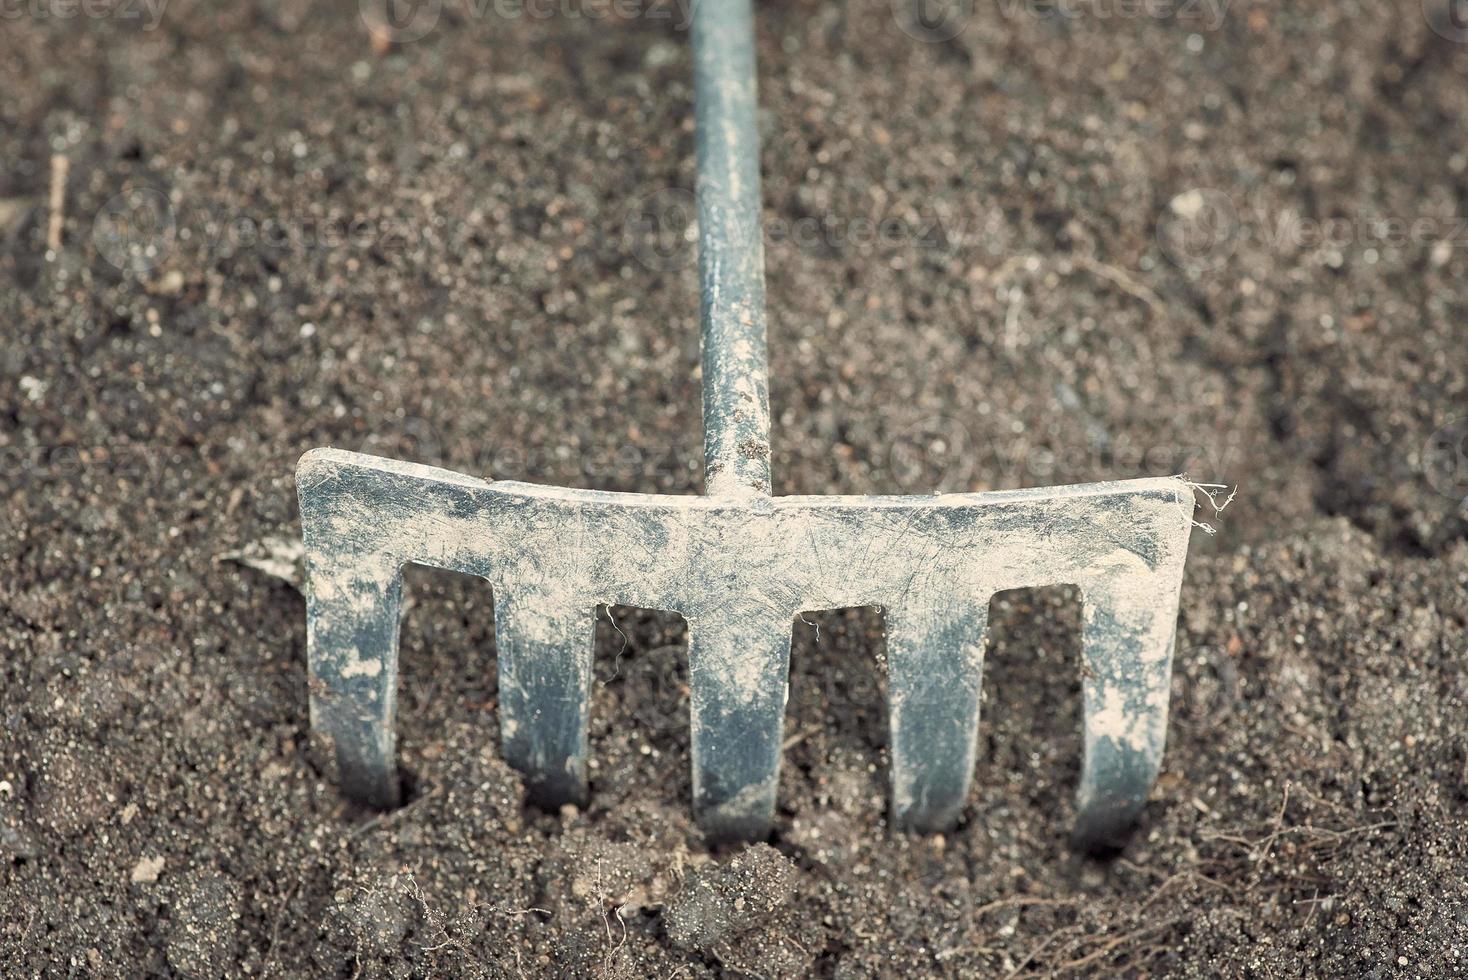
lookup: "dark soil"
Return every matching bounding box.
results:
[4,1,1468,976]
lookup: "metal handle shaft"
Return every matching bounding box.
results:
[693,0,772,498]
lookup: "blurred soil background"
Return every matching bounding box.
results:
[2,0,1468,975]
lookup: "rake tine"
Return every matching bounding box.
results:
[687,615,793,842]
[683,0,791,844]
[302,536,405,811]
[494,594,595,809]
[1073,575,1185,853]
[887,603,990,832]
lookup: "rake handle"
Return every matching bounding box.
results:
[693,0,772,498]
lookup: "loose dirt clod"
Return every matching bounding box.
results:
[129,856,164,885]
[665,843,796,950]
[665,844,816,976]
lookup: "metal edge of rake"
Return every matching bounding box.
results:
[296,0,1196,853]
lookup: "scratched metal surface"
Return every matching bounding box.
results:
[693,0,772,499]
[299,448,1191,848]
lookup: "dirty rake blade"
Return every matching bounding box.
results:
[298,451,1192,849]
[297,0,1199,853]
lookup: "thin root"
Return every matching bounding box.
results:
[1175,475,1238,535]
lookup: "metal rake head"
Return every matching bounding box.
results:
[297,0,1194,852]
